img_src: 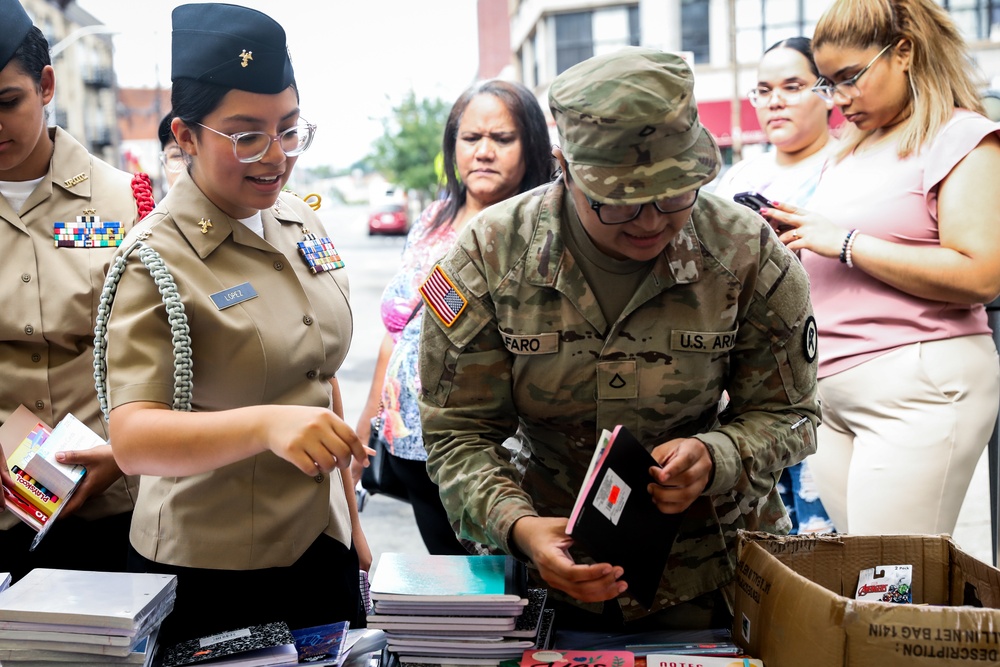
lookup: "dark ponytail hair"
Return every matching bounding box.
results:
[434,79,553,229]
[7,26,50,85]
[764,36,819,79]
[170,78,299,137]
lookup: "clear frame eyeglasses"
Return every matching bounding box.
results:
[747,82,808,109]
[196,119,317,163]
[811,43,894,103]
[159,149,187,173]
[584,189,700,225]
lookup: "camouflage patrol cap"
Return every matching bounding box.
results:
[549,47,721,205]
[0,0,34,72]
[171,3,294,94]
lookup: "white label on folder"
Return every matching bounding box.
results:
[201,627,251,647]
[593,469,630,525]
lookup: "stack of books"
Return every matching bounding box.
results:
[0,568,177,667]
[368,554,552,666]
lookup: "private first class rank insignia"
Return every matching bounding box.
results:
[53,211,123,248]
[297,228,344,274]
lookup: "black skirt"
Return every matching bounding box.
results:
[128,533,364,646]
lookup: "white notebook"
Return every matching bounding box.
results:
[0,569,177,632]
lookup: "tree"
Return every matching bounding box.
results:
[369,90,450,205]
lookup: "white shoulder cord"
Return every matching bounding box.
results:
[93,234,194,420]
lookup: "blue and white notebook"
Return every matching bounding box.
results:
[291,621,349,665]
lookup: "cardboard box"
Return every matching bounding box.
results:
[733,531,1000,667]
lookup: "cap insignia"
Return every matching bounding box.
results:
[239,50,253,68]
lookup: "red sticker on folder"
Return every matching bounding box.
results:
[594,469,630,525]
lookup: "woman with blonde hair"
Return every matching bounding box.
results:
[764,0,1000,536]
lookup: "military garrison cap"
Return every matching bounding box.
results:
[0,0,34,72]
[171,3,294,94]
[549,47,721,205]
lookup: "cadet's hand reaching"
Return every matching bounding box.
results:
[511,515,626,603]
[648,437,713,513]
[264,406,369,477]
[54,444,123,518]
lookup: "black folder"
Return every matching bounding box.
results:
[567,425,684,609]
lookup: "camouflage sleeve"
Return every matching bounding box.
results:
[698,228,820,500]
[417,249,537,553]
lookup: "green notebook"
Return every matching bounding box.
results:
[370,554,527,602]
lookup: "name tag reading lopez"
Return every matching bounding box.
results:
[210,282,258,310]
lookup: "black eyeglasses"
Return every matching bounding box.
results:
[582,189,699,225]
[811,43,894,103]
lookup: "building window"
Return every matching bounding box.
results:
[734,0,821,62]
[682,0,711,63]
[555,11,593,75]
[629,5,641,46]
[942,0,1000,41]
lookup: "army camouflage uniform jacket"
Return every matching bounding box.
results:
[417,179,820,621]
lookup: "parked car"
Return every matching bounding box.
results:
[367,203,409,236]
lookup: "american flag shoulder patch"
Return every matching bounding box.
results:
[419,265,467,327]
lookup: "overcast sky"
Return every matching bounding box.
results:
[75,0,481,169]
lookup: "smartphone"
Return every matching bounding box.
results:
[733,191,774,213]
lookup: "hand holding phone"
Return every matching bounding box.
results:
[733,191,774,212]
[734,191,797,237]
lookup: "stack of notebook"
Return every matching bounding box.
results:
[0,568,177,667]
[368,554,551,666]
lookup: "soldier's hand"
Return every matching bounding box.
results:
[648,437,713,513]
[511,516,626,603]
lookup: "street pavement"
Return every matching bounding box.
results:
[320,202,998,575]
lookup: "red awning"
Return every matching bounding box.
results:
[697,99,767,147]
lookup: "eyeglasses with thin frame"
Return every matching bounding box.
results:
[811,43,894,104]
[747,82,809,109]
[195,119,317,163]
[579,185,699,224]
[160,149,186,173]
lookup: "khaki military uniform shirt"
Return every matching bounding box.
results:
[0,127,139,527]
[104,171,352,569]
[418,181,820,621]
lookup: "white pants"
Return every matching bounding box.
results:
[812,335,999,535]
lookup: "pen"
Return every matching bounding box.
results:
[790,416,809,430]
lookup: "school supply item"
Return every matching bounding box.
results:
[855,564,912,604]
[647,655,763,667]
[290,621,349,666]
[159,621,297,667]
[0,627,159,666]
[0,568,175,662]
[519,649,635,667]
[566,425,684,610]
[23,412,101,498]
[370,554,545,667]
[0,406,93,549]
